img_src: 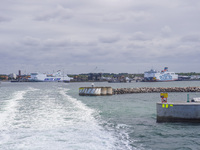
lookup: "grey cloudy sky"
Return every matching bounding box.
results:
[0,0,200,74]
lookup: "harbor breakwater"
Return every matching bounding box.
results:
[113,87,200,95]
[79,86,200,96]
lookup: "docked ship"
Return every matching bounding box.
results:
[143,67,178,82]
[28,70,71,82]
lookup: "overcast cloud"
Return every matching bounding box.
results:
[0,0,200,74]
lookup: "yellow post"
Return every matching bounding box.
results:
[160,93,168,98]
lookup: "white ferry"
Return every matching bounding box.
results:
[28,70,71,82]
[144,67,178,82]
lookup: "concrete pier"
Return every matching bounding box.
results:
[157,102,200,123]
[79,87,113,96]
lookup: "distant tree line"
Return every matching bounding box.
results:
[68,73,144,79]
[0,74,8,80]
[68,72,200,79]
[177,72,200,76]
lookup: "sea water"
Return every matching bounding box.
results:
[0,81,200,150]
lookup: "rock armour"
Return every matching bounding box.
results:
[113,87,200,94]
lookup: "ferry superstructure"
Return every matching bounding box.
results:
[144,67,178,82]
[28,70,71,82]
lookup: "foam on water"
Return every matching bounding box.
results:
[60,89,135,150]
[57,88,119,149]
[0,88,36,147]
[0,86,132,150]
[0,90,27,129]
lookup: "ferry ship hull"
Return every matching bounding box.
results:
[28,71,71,82]
[143,67,178,82]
